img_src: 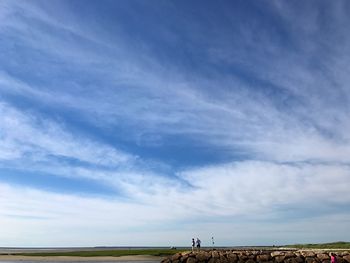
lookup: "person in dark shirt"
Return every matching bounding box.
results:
[196,238,201,251]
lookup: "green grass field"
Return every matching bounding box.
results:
[284,241,350,249]
[14,249,185,257]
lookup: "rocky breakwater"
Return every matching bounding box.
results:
[162,250,350,263]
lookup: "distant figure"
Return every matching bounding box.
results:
[191,238,195,252]
[331,253,337,263]
[196,238,201,251]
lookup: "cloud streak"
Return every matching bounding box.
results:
[0,102,132,166]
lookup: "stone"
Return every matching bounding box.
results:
[172,254,182,261]
[238,253,248,261]
[165,250,349,263]
[218,255,229,263]
[257,254,272,262]
[187,257,198,263]
[316,254,329,261]
[208,258,217,263]
[284,258,298,263]
[305,257,315,263]
[303,252,316,258]
[212,251,220,259]
[181,255,189,263]
[246,259,256,263]
[284,252,296,259]
[275,256,286,263]
[226,253,238,263]
[196,251,210,262]
[271,252,285,257]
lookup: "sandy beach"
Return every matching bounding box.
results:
[0,255,163,261]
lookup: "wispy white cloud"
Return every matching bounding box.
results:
[178,161,350,213]
[0,182,180,246]
[1,159,350,246]
[1,0,349,173]
[0,102,132,166]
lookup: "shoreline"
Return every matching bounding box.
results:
[0,255,164,261]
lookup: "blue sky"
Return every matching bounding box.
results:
[1,0,350,247]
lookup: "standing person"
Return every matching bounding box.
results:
[191,238,195,252]
[331,253,337,263]
[196,238,201,251]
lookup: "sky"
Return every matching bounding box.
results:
[0,0,350,247]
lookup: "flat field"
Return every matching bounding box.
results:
[284,241,350,249]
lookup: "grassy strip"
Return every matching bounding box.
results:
[284,241,350,249]
[15,249,185,257]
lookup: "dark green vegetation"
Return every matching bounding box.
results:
[285,241,350,249]
[14,249,185,257]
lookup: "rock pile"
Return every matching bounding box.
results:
[162,250,350,263]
